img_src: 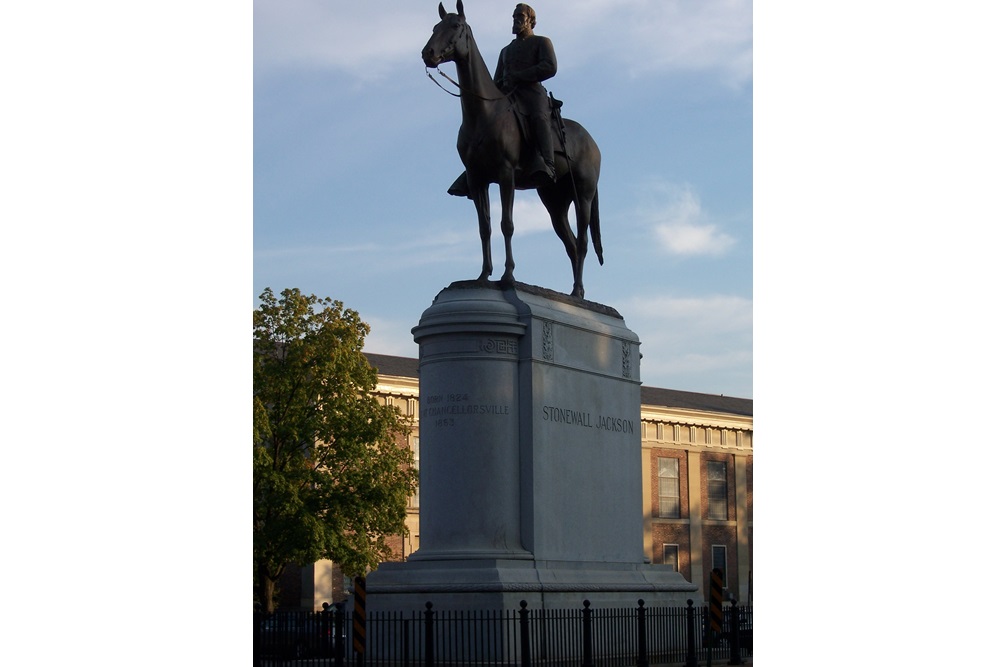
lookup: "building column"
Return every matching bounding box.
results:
[642,441,653,562]
[688,450,703,599]
[735,454,750,603]
[300,560,335,611]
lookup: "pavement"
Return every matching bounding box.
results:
[655,661,751,667]
[652,655,752,666]
[260,657,751,666]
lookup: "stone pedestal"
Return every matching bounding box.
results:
[367,282,696,611]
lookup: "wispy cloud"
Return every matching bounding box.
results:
[655,222,736,257]
[253,243,381,260]
[254,224,472,269]
[255,0,752,88]
[363,314,420,358]
[634,294,751,335]
[634,181,736,257]
[553,0,752,87]
[621,293,752,396]
[254,0,430,79]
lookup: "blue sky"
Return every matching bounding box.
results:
[254,0,753,398]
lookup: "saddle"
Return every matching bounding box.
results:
[447,96,567,198]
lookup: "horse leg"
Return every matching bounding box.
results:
[537,185,578,292]
[498,175,516,287]
[471,185,492,281]
[571,192,593,299]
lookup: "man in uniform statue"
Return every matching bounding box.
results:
[496,3,557,185]
[448,4,558,197]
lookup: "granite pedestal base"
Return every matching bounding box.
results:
[366,282,696,613]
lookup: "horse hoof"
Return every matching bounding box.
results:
[500,274,515,289]
[571,287,584,299]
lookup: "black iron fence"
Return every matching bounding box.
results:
[254,599,751,667]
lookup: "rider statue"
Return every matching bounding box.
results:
[448,3,558,198]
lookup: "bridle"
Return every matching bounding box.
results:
[424,18,512,102]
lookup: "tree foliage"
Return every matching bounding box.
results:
[253,288,417,611]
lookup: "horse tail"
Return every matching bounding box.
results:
[591,189,604,265]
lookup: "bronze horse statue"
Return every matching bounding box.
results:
[422,1,603,299]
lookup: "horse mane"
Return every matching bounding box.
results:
[456,17,500,101]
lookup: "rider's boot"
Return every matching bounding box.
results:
[448,171,472,198]
[526,154,555,188]
[528,114,556,187]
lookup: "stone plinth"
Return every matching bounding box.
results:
[367,282,696,612]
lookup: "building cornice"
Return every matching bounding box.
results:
[640,404,753,433]
[375,374,420,398]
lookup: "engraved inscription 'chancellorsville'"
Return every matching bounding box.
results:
[422,391,512,429]
[425,403,511,417]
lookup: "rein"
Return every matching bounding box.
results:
[425,66,511,103]
[424,21,513,102]
[425,67,462,97]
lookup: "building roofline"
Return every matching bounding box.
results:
[365,352,751,417]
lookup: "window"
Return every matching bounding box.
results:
[662,544,679,571]
[658,457,680,517]
[707,460,728,520]
[712,545,728,587]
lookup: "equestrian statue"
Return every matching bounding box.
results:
[422,1,603,299]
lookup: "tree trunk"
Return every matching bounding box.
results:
[257,562,278,613]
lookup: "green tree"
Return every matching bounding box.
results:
[253,287,418,612]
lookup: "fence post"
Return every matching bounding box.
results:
[354,577,367,667]
[403,617,410,667]
[581,599,594,667]
[253,611,262,667]
[685,599,697,667]
[727,602,743,665]
[333,602,346,667]
[519,600,531,667]
[424,602,435,667]
[634,599,648,667]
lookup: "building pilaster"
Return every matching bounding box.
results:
[688,450,703,597]
[642,442,653,562]
[735,454,750,603]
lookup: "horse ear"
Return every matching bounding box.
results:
[438,3,446,19]
[457,0,465,18]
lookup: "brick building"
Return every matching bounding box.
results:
[281,353,752,610]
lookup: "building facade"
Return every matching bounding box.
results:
[282,353,752,610]
[638,386,753,605]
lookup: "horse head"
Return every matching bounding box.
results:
[422,1,469,68]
